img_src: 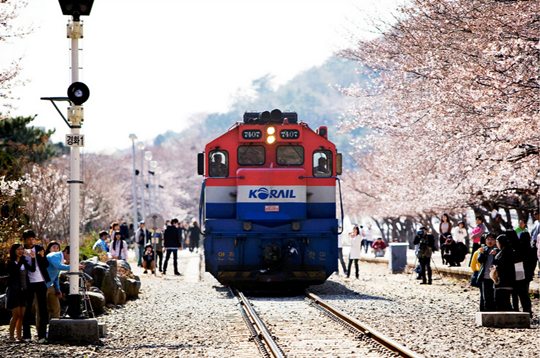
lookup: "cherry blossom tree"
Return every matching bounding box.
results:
[145,135,205,222]
[0,176,27,271]
[0,1,30,118]
[338,0,539,238]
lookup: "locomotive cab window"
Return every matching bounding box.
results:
[238,146,265,165]
[313,150,332,177]
[277,146,304,165]
[209,150,229,177]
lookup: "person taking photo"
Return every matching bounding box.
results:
[414,227,435,285]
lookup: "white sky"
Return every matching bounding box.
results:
[2,0,397,153]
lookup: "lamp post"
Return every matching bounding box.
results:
[57,0,94,319]
[149,160,158,213]
[137,142,146,221]
[145,151,153,214]
[156,166,163,213]
[129,134,138,227]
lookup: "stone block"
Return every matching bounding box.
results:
[116,288,126,305]
[93,265,108,288]
[106,259,118,277]
[475,312,530,328]
[86,291,106,315]
[98,323,107,337]
[101,274,117,304]
[48,318,100,344]
[125,278,140,298]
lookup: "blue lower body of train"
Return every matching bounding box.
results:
[204,218,338,288]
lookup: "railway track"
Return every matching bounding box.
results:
[229,288,423,358]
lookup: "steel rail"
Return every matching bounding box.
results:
[305,292,424,358]
[235,290,286,358]
[229,287,271,358]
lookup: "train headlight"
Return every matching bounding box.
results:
[266,135,276,144]
[267,126,276,135]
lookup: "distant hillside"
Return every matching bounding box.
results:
[155,56,367,167]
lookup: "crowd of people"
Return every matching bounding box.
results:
[4,216,202,343]
[468,213,539,316]
[4,230,82,343]
[413,213,538,316]
[341,213,539,317]
[91,217,202,275]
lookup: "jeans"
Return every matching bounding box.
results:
[347,259,359,278]
[189,239,199,252]
[419,257,432,283]
[479,279,495,311]
[138,245,144,266]
[23,281,48,339]
[156,250,163,271]
[337,248,347,274]
[163,249,179,274]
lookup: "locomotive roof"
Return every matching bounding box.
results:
[243,110,298,125]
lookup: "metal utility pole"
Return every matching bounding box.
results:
[129,134,138,227]
[137,142,146,221]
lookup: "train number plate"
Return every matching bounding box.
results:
[280,129,300,139]
[265,205,279,212]
[242,129,262,140]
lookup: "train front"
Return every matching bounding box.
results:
[198,110,341,289]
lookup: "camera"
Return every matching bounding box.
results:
[417,230,424,236]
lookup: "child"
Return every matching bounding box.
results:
[142,243,156,274]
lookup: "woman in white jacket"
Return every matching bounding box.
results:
[347,227,362,279]
[452,221,468,244]
[110,231,128,260]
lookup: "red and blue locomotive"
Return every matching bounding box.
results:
[198,109,342,288]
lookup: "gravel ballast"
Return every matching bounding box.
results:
[311,261,540,358]
[0,254,538,357]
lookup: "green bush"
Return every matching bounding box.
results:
[79,233,105,261]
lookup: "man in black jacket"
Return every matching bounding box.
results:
[414,227,435,285]
[163,218,183,275]
[21,230,50,343]
[119,218,130,242]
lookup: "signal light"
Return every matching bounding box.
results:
[267,135,276,144]
[267,126,276,135]
[67,82,90,105]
